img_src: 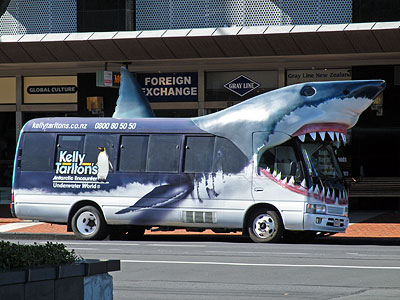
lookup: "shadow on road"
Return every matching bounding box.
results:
[136,234,400,246]
[317,236,400,246]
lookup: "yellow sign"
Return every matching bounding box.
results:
[0,77,16,104]
[24,76,77,104]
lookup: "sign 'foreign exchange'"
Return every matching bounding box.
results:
[136,72,198,102]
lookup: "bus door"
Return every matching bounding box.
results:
[14,132,57,219]
[252,136,307,230]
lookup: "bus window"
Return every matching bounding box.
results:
[184,136,214,173]
[21,133,54,171]
[260,144,303,183]
[146,135,181,173]
[84,134,117,171]
[56,135,84,164]
[213,137,248,174]
[119,135,149,172]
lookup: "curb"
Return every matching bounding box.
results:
[0,232,78,240]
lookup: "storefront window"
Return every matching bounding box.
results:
[0,113,16,204]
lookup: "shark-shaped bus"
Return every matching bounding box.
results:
[11,68,386,242]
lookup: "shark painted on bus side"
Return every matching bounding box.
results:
[113,67,386,214]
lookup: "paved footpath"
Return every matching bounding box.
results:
[0,210,399,239]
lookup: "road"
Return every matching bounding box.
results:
[11,236,400,299]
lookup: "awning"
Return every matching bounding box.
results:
[1,21,400,64]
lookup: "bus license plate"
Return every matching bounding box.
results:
[334,219,340,227]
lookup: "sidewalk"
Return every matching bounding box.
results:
[334,211,400,238]
[0,211,399,239]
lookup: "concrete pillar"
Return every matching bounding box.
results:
[278,67,286,88]
[15,75,22,141]
[197,69,205,116]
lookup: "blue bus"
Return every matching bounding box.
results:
[11,79,386,242]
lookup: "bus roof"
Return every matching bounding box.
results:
[22,117,206,134]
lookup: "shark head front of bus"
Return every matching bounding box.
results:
[193,80,386,159]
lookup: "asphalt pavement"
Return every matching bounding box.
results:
[16,236,400,299]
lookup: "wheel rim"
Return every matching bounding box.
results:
[252,214,275,239]
[76,211,98,235]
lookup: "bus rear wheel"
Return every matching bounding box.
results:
[71,206,108,240]
[247,209,283,243]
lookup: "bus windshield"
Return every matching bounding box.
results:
[300,142,344,186]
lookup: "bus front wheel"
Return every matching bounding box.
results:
[247,209,283,243]
[71,206,108,240]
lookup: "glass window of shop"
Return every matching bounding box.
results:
[0,113,16,205]
[205,71,278,102]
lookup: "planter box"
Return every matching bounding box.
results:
[0,259,120,300]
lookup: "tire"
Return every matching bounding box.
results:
[109,226,145,241]
[247,209,283,243]
[71,205,108,240]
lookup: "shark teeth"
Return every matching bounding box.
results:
[259,168,349,205]
[307,185,349,204]
[259,168,307,194]
[297,131,347,144]
[300,179,307,189]
[342,134,347,144]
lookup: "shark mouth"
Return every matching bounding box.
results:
[260,168,349,205]
[292,123,348,144]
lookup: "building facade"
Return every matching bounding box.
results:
[0,0,400,211]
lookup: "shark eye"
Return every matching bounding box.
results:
[301,86,316,97]
[343,89,350,95]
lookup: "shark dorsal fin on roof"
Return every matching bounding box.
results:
[112,67,154,118]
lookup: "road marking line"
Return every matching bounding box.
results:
[70,248,99,251]
[122,260,400,270]
[62,242,140,246]
[206,251,307,255]
[0,222,43,232]
[148,244,206,247]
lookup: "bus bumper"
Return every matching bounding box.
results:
[304,213,349,233]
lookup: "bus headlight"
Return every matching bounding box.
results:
[306,203,326,214]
